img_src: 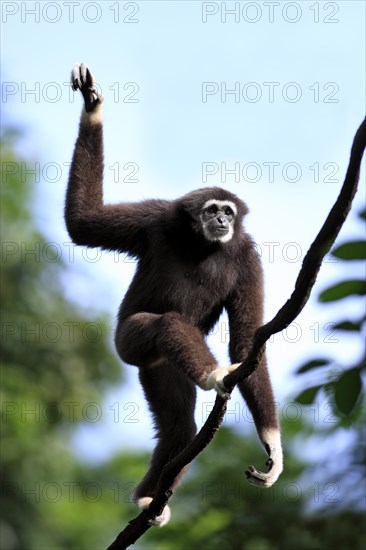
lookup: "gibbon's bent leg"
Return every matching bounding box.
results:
[115,312,240,523]
[115,312,240,397]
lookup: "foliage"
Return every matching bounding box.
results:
[138,426,365,550]
[0,129,123,549]
[295,208,366,418]
[1,130,365,549]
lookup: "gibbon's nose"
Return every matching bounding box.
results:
[217,216,226,226]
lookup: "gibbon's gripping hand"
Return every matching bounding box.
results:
[245,429,283,488]
[71,63,103,113]
[137,497,171,528]
[203,363,242,399]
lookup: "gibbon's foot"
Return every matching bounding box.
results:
[245,428,283,487]
[137,497,171,528]
[204,363,242,399]
[71,62,103,113]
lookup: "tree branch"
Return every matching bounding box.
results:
[107,118,366,550]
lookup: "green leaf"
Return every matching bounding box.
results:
[359,208,366,221]
[334,368,363,415]
[332,241,366,260]
[296,359,330,374]
[294,385,322,405]
[333,319,364,331]
[319,280,366,302]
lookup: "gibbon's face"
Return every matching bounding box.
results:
[200,199,237,243]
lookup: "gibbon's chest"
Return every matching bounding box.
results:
[148,249,238,319]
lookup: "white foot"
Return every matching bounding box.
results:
[203,363,242,398]
[137,496,171,527]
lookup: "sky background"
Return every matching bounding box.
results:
[1,0,365,462]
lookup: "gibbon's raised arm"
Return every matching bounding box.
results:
[225,252,283,487]
[65,63,167,256]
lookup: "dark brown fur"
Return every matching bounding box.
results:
[66,106,279,501]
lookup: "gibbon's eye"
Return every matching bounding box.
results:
[225,207,233,216]
[207,205,218,215]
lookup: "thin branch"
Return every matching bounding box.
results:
[107,118,366,550]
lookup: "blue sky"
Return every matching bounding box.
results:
[1,1,365,461]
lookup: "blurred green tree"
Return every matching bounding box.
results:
[136,423,365,550]
[1,130,365,550]
[295,209,365,421]
[0,129,125,549]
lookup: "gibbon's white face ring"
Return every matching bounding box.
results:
[202,199,238,216]
[200,199,237,243]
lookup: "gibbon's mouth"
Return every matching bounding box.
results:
[216,227,229,233]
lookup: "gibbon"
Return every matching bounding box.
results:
[65,63,282,527]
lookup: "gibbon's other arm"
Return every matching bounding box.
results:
[225,254,283,487]
[65,63,166,256]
